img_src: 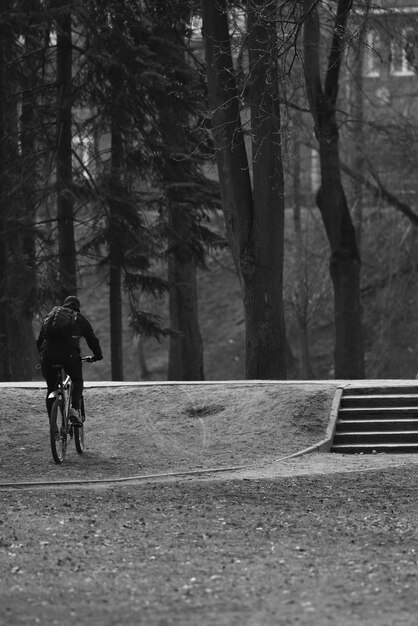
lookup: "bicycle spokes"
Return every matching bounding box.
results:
[49,399,67,464]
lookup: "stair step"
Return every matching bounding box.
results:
[345,386,418,396]
[331,442,418,454]
[333,430,418,445]
[342,394,418,408]
[339,407,418,419]
[332,387,418,454]
[336,419,418,432]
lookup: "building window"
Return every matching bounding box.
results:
[390,28,416,76]
[364,29,382,77]
[73,134,94,178]
[310,148,320,192]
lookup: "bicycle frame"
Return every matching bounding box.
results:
[48,358,90,463]
[48,355,90,406]
[48,370,72,414]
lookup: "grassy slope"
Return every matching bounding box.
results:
[31,208,418,383]
[76,251,246,382]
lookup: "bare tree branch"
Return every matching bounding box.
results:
[340,161,418,227]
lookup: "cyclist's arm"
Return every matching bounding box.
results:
[81,318,103,361]
[36,325,45,353]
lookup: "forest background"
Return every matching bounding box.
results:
[1,0,418,383]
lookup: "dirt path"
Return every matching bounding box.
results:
[2,383,418,625]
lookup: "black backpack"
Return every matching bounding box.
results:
[43,306,78,342]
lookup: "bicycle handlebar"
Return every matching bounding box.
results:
[82,356,96,363]
[36,356,99,370]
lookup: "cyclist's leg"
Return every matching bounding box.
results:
[46,395,55,419]
[74,395,85,454]
[62,353,84,411]
[41,356,59,418]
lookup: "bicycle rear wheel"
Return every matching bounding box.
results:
[50,398,67,464]
[74,397,85,454]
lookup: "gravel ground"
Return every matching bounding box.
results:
[1,382,418,625]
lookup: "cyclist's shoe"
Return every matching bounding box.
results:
[68,408,83,426]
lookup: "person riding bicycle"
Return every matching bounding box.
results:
[36,295,103,424]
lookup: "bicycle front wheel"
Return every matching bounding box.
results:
[50,399,67,464]
[74,397,85,454]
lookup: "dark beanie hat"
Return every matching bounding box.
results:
[63,295,81,311]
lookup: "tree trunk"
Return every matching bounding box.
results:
[245,0,287,379]
[0,6,12,380]
[18,3,43,380]
[109,128,124,380]
[0,2,33,381]
[56,6,77,298]
[202,0,287,379]
[292,108,313,379]
[109,73,124,381]
[165,150,204,380]
[157,10,205,381]
[109,253,124,381]
[303,0,365,379]
[350,11,368,249]
[167,178,204,380]
[201,0,253,278]
[132,334,150,380]
[168,251,204,381]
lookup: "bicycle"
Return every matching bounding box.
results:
[48,356,94,464]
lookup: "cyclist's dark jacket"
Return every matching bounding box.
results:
[36,308,103,360]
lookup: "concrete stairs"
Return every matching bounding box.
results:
[331,385,418,454]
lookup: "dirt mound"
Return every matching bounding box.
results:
[0,382,337,483]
